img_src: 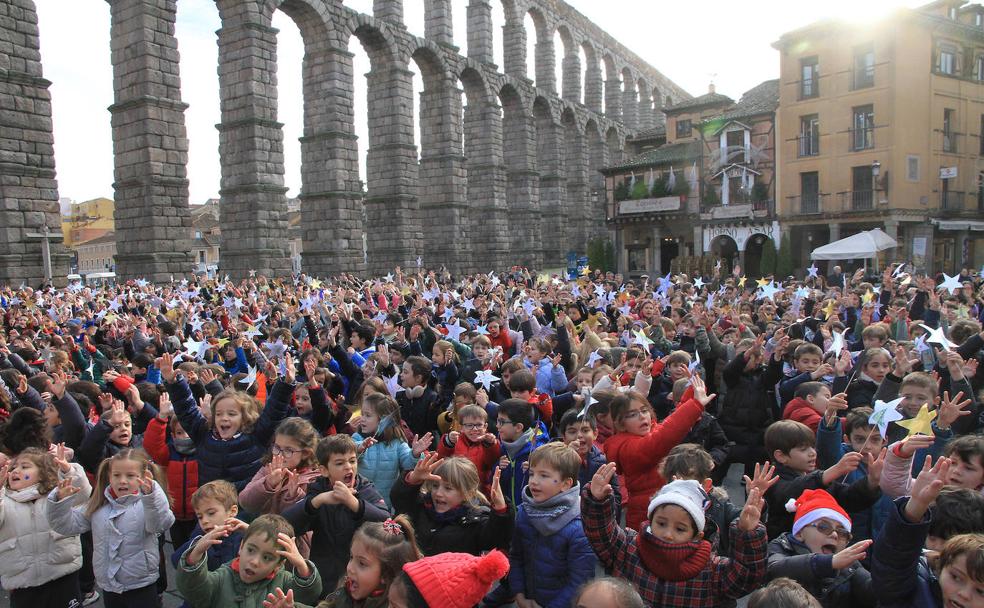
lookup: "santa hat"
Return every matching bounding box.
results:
[786,488,852,537]
[402,550,509,608]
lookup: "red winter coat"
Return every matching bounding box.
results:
[604,398,704,531]
[437,432,500,497]
[144,417,199,521]
[782,397,822,433]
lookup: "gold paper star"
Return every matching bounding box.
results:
[862,291,874,305]
[756,277,769,288]
[823,299,836,319]
[896,404,937,437]
[738,276,747,288]
[581,266,591,276]
[310,279,322,289]
[216,338,230,348]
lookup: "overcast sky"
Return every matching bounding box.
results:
[35,0,924,205]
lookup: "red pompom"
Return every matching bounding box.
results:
[476,549,509,583]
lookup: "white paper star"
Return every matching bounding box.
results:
[892,263,905,279]
[444,320,467,342]
[522,299,536,317]
[807,264,819,279]
[238,366,258,388]
[914,333,931,354]
[473,369,500,391]
[262,339,288,359]
[135,278,149,288]
[795,286,810,299]
[462,298,476,313]
[758,281,781,302]
[869,397,905,438]
[918,324,956,351]
[694,277,705,290]
[243,325,263,340]
[827,330,845,355]
[384,373,401,397]
[475,325,489,336]
[632,329,654,348]
[183,338,207,358]
[384,273,394,283]
[416,256,422,268]
[939,272,963,295]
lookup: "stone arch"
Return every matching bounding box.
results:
[533,96,564,266]
[637,77,653,130]
[651,85,663,126]
[605,125,623,164]
[500,83,540,268]
[461,66,508,269]
[581,40,602,113]
[500,0,527,78]
[410,44,467,271]
[621,66,638,130]
[602,53,620,120]
[346,19,422,274]
[525,6,555,92]
[562,107,588,253]
[555,24,581,103]
[423,0,455,47]
[585,118,608,233]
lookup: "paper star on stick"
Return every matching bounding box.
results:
[694,277,705,289]
[918,324,956,352]
[738,276,747,289]
[475,324,489,336]
[587,350,604,368]
[238,366,258,388]
[444,320,467,342]
[939,272,963,295]
[827,330,845,355]
[895,403,937,437]
[807,264,819,279]
[632,329,654,348]
[473,369,500,391]
[869,397,904,438]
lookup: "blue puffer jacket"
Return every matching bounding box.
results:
[508,484,596,608]
[168,376,293,491]
[352,434,420,508]
[499,426,549,508]
[870,497,942,608]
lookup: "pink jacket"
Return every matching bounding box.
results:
[879,442,916,499]
[238,465,320,556]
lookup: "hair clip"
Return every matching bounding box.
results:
[382,518,403,536]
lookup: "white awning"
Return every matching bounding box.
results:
[810,228,897,260]
[931,219,984,231]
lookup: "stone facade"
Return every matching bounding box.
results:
[5,0,691,281]
[0,0,70,285]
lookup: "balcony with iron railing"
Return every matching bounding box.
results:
[941,190,965,212]
[836,189,881,211]
[848,128,874,151]
[797,135,820,157]
[785,193,829,216]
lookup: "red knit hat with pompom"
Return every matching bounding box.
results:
[402,550,509,608]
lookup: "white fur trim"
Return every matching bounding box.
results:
[792,508,852,537]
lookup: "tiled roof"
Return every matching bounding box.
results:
[663,91,734,114]
[710,79,779,124]
[76,232,116,247]
[602,140,701,173]
[629,124,666,141]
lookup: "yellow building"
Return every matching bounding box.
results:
[775,0,984,273]
[62,197,114,248]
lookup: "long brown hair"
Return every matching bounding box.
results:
[11,448,59,494]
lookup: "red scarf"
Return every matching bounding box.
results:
[636,529,712,581]
[230,558,278,581]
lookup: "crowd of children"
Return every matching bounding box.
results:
[0,262,982,608]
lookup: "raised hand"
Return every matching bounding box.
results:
[0,463,8,488]
[590,461,617,501]
[157,352,176,383]
[832,539,873,570]
[897,434,935,458]
[266,453,287,489]
[865,447,887,489]
[283,353,296,384]
[138,469,155,495]
[199,367,216,386]
[52,442,71,474]
[824,392,849,426]
[905,455,951,523]
[738,487,765,532]
[187,523,232,565]
[407,452,444,485]
[824,451,863,484]
[411,432,433,457]
[690,374,716,407]
[262,588,295,608]
[48,369,68,400]
[55,476,81,501]
[275,533,310,578]
[742,461,778,497]
[303,357,318,387]
[937,390,972,431]
[357,436,377,454]
[489,466,506,511]
[109,399,128,427]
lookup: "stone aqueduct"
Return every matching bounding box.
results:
[0,0,689,283]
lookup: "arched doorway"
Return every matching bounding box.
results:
[660,237,679,275]
[744,233,770,278]
[711,235,738,276]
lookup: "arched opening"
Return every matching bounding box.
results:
[652,86,663,125]
[605,126,622,165]
[603,54,619,120]
[745,233,771,278]
[562,108,585,253]
[491,0,507,69]
[271,12,303,201]
[581,41,600,112]
[556,25,579,103]
[523,11,537,82]
[621,67,637,129]
[585,119,606,231]
[553,28,565,97]
[711,235,739,276]
[500,84,539,268]
[534,96,563,266]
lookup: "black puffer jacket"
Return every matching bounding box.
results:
[717,352,782,447]
[390,474,514,556]
[767,532,875,608]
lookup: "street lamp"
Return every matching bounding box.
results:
[871,160,881,177]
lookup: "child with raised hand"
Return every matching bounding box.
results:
[0,446,91,608]
[879,391,978,498]
[582,462,768,607]
[76,397,137,474]
[763,419,885,539]
[558,408,621,516]
[352,393,431,508]
[283,434,391,595]
[507,443,596,608]
[317,516,422,608]
[46,448,174,607]
[871,455,984,607]
[436,404,499,498]
[603,374,714,531]
[176,514,321,608]
[159,351,294,491]
[766,488,875,607]
[390,453,513,556]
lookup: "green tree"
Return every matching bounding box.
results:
[613,181,629,202]
[752,181,770,203]
[603,238,616,271]
[776,233,794,278]
[759,236,777,277]
[650,177,668,197]
[630,179,650,200]
[703,184,719,205]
